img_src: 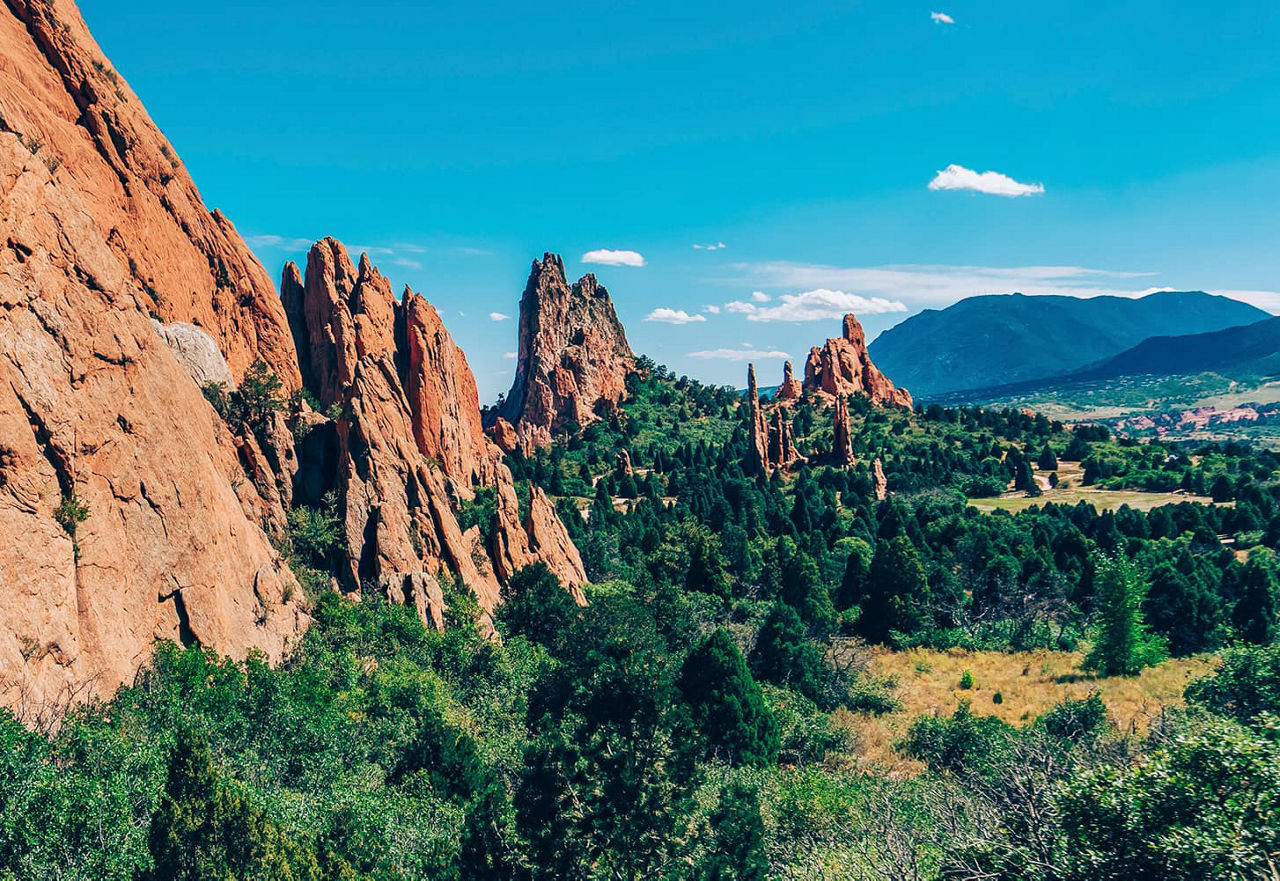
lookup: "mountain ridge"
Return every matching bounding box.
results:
[869,291,1270,398]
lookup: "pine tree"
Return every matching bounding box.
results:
[696,782,769,880]
[678,630,779,767]
[1037,444,1059,471]
[780,545,835,636]
[498,562,579,652]
[751,603,828,706]
[856,537,931,644]
[1084,555,1167,676]
[147,728,321,881]
[1234,557,1278,645]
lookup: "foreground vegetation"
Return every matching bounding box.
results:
[5,359,1280,879]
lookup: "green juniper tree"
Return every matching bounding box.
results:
[678,630,779,767]
[1084,555,1167,677]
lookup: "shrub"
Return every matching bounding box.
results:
[958,670,974,690]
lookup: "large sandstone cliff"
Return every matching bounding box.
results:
[493,253,635,451]
[0,0,587,710]
[0,0,306,710]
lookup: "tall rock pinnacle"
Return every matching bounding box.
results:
[493,253,636,451]
[775,360,803,403]
[832,394,855,468]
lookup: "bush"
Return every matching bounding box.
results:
[902,700,1012,774]
[1185,643,1280,726]
[958,670,974,690]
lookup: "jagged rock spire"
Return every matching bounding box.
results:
[833,393,855,468]
[493,252,635,451]
[284,239,586,625]
[746,363,804,475]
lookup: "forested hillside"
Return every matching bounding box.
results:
[5,357,1280,879]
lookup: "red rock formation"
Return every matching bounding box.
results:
[775,360,803,403]
[768,410,803,471]
[872,458,889,501]
[803,315,913,409]
[495,253,635,450]
[832,394,855,469]
[283,240,586,624]
[747,364,804,475]
[747,364,771,474]
[0,0,307,709]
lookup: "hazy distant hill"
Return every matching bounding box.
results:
[1077,315,1280,381]
[868,291,1269,398]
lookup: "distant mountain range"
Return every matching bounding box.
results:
[868,291,1270,399]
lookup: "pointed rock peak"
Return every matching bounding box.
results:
[495,250,636,450]
[843,312,865,344]
[776,359,803,403]
[532,252,566,284]
[748,362,759,395]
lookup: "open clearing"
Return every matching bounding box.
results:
[967,462,1223,514]
[843,648,1215,774]
[968,487,1220,514]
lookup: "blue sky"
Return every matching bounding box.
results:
[81,0,1280,401]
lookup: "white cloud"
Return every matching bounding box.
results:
[726,289,909,322]
[504,351,518,359]
[489,312,511,322]
[751,291,771,302]
[645,308,707,325]
[393,258,423,270]
[246,234,313,250]
[723,261,1165,310]
[693,241,727,250]
[928,164,1045,197]
[931,11,955,24]
[703,305,721,314]
[1209,290,1280,314]
[709,261,1280,317]
[581,248,647,267]
[689,347,790,362]
[350,244,396,257]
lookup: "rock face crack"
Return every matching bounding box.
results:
[12,385,74,498]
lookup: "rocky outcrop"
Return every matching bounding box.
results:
[282,240,586,624]
[832,394,855,468]
[803,315,913,409]
[746,364,803,475]
[747,364,771,474]
[494,253,635,450]
[152,320,235,388]
[775,360,803,403]
[0,0,308,711]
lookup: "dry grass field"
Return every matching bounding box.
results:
[838,647,1216,774]
[967,461,1223,514]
